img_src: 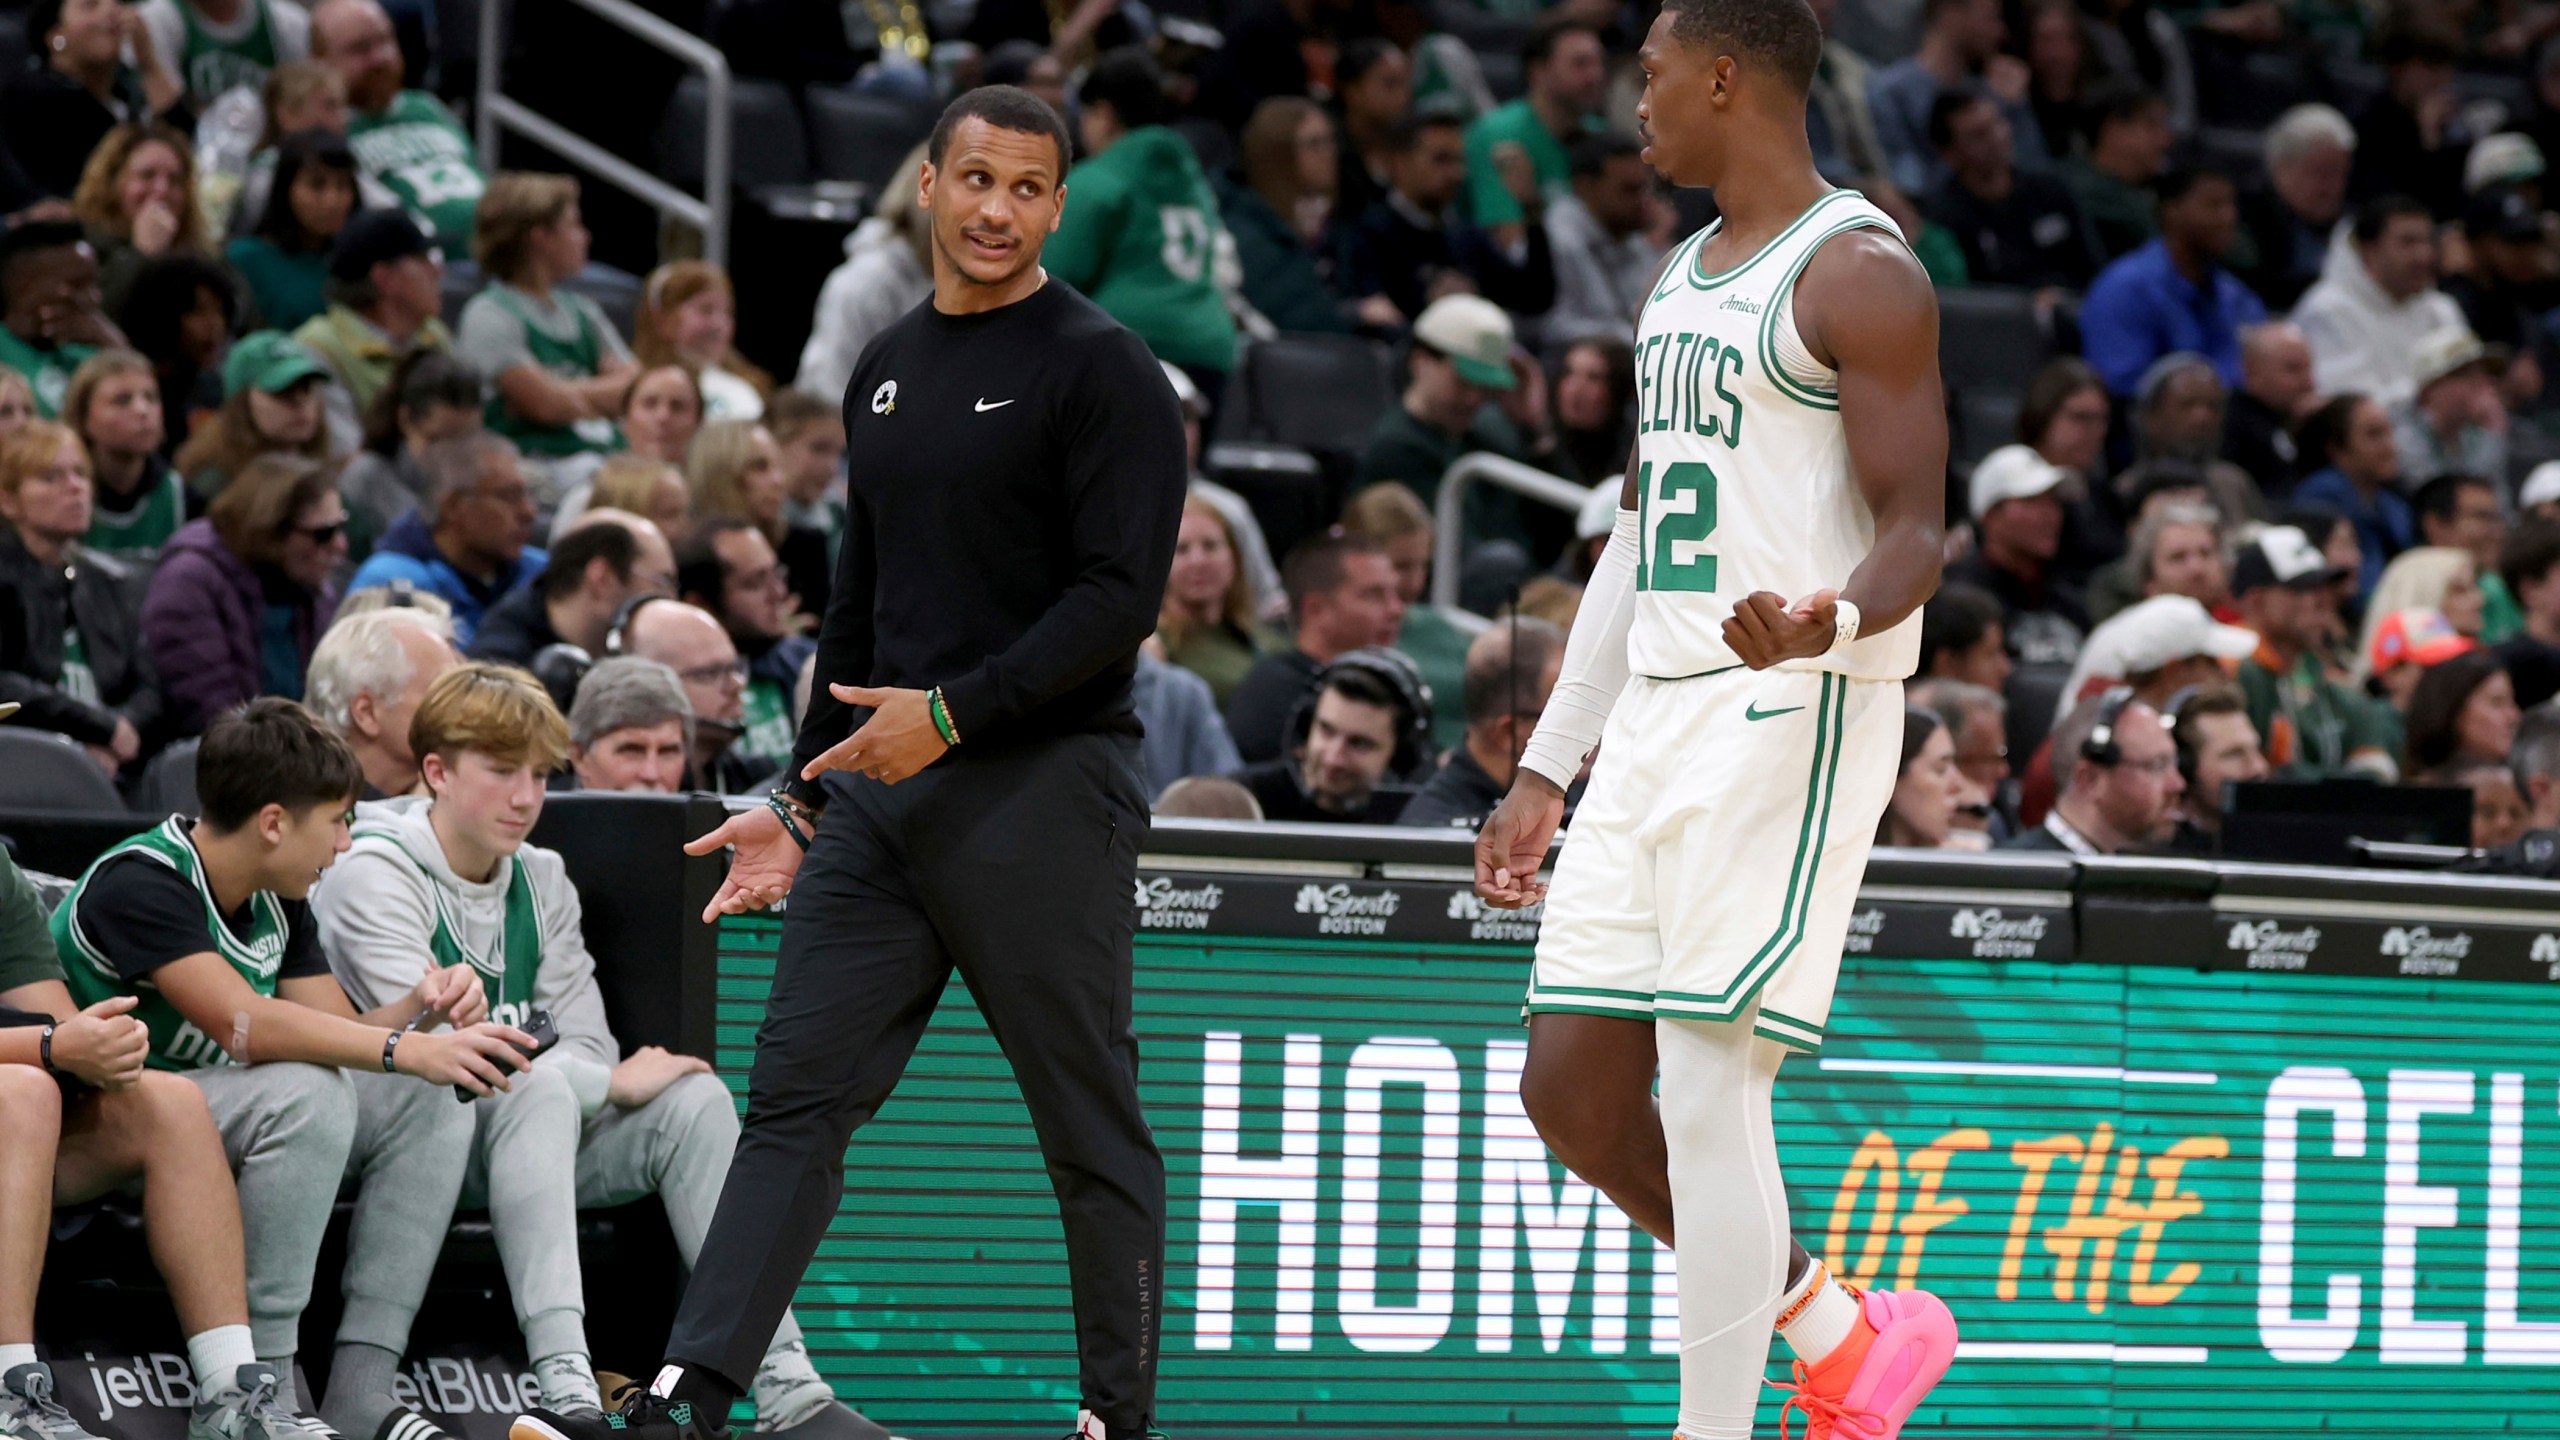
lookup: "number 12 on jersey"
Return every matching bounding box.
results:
[1634,459,1720,592]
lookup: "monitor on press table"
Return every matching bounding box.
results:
[2217,778,2473,866]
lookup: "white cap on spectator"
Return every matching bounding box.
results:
[2084,595,2258,677]
[1577,481,1618,539]
[2232,524,2352,593]
[1411,295,1519,391]
[1968,444,2067,521]
[2466,132,2547,194]
[2411,327,2491,393]
[1158,360,1206,420]
[2521,461,2560,511]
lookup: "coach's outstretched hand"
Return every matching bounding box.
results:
[685,806,806,923]
[1475,772,1566,909]
[1723,588,1839,669]
[802,684,949,786]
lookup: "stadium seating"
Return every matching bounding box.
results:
[805,86,936,191]
[0,730,128,812]
[1935,287,2053,397]
[133,738,201,820]
[1204,441,1331,563]
[656,73,812,194]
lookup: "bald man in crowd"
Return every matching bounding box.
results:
[620,599,769,793]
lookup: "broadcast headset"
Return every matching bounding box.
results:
[1283,646,1437,783]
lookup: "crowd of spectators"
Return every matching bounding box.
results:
[7,0,2560,855]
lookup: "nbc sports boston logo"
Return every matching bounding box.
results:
[1946,907,2048,959]
[1293,882,1402,936]
[2226,918,2322,970]
[1445,890,1541,943]
[2378,925,2471,978]
[1133,876,1226,930]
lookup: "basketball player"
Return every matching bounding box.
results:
[1472,0,1953,1436]
[512,82,1184,1440]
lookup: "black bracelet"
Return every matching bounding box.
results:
[38,1023,54,1074]
[765,793,813,850]
[381,1031,401,1074]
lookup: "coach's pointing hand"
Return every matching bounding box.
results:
[1723,589,1839,669]
[803,685,949,786]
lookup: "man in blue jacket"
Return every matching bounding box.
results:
[345,434,546,646]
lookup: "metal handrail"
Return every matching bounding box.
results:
[1429,452,1602,608]
[475,0,732,265]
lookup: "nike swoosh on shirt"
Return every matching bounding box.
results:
[975,398,1015,412]
[1744,702,1804,721]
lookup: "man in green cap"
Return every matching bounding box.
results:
[1045,47,1236,398]
[191,331,333,494]
[1355,293,1561,555]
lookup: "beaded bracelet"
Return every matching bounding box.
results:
[929,687,962,747]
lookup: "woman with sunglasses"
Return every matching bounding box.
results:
[0,418,166,775]
[141,450,344,731]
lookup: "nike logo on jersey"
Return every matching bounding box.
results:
[1743,702,1803,722]
[974,398,1015,412]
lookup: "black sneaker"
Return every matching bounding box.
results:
[513,1390,726,1440]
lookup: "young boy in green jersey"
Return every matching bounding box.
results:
[313,666,881,1440]
[54,700,537,1440]
[0,845,335,1440]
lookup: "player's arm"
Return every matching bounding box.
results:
[153,955,528,1094]
[1475,445,1644,906]
[1724,231,1945,667]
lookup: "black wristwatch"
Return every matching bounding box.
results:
[38,1022,56,1074]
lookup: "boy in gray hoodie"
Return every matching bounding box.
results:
[311,664,878,1440]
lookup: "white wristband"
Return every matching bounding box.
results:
[1830,598,1860,654]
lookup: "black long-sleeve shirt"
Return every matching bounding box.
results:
[785,280,1186,805]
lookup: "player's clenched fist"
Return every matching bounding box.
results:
[1723,589,1841,669]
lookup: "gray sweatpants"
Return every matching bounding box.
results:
[461,1067,805,1366]
[188,1063,476,1362]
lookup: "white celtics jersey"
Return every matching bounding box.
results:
[1624,188,1921,683]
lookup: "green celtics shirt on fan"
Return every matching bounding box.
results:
[347,92,486,250]
[0,332,98,419]
[1043,125,1235,377]
[55,818,311,1070]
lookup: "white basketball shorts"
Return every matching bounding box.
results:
[1526,664,1903,1053]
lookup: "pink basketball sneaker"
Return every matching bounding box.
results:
[1767,1287,1959,1440]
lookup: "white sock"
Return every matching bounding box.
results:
[750,1342,832,1431]
[186,1327,257,1396]
[0,1343,37,1377]
[1776,1265,1864,1366]
[532,1353,603,1415]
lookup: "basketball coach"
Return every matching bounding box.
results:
[514,83,1186,1440]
